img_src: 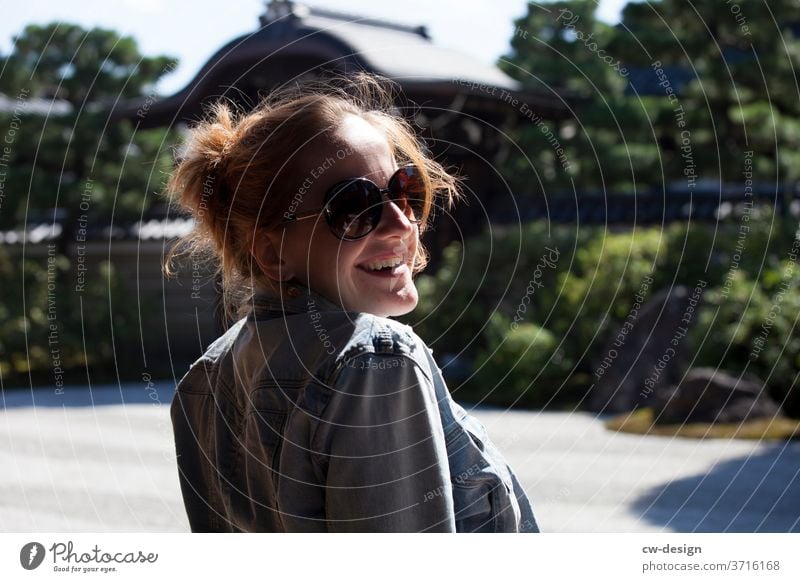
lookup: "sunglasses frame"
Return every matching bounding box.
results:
[279,165,425,241]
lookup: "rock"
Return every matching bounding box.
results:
[653,368,782,425]
[587,285,698,413]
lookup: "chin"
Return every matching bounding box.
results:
[356,292,416,318]
[380,303,416,318]
[376,293,418,318]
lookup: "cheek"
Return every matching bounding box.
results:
[308,230,358,273]
[292,227,330,276]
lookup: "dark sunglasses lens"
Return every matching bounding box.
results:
[325,181,381,239]
[389,166,426,220]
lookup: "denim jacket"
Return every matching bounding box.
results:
[170,282,539,533]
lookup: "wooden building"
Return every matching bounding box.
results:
[113,0,568,253]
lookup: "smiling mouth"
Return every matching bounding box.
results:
[360,255,402,269]
[357,255,410,277]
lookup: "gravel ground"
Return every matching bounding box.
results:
[2,382,798,532]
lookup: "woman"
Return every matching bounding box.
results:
[164,73,539,533]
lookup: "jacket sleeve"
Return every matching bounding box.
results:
[312,352,456,532]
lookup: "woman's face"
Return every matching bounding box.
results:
[264,114,420,317]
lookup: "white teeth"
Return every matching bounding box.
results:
[362,256,403,271]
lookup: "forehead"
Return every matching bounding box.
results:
[329,114,392,159]
[296,115,395,192]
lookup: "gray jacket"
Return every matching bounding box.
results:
[170,283,539,532]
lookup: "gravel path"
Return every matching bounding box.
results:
[2,382,798,532]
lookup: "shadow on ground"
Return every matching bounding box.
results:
[633,442,800,532]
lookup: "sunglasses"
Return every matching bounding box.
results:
[279,165,426,240]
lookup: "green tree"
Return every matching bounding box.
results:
[500,0,659,192]
[613,0,800,187]
[0,23,178,385]
[499,0,800,192]
[0,22,178,228]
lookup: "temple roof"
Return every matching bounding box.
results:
[111,0,565,128]
[287,3,518,89]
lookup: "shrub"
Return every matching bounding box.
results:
[0,245,155,387]
[406,213,799,416]
[462,312,576,408]
[691,266,800,416]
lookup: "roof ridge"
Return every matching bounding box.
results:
[261,0,430,39]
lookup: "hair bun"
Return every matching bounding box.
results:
[197,101,239,169]
[165,101,242,216]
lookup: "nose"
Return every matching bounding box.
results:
[372,194,417,237]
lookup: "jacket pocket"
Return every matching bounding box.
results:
[445,414,518,533]
[245,383,301,485]
[250,409,286,462]
[238,408,287,529]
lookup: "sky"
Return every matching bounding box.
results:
[1,0,627,95]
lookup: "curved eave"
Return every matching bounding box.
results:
[111,27,353,128]
[110,22,568,129]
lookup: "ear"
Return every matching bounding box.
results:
[251,230,297,283]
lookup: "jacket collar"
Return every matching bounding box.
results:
[249,282,343,319]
